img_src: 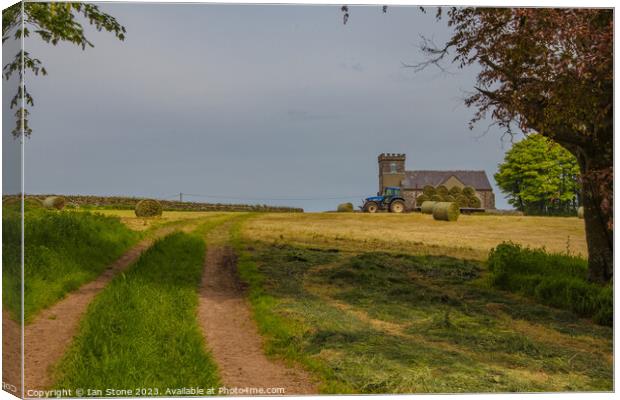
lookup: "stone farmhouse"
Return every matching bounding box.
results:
[378,153,496,210]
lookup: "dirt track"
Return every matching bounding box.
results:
[5,218,317,395]
[197,225,317,395]
[2,227,176,394]
[2,309,22,397]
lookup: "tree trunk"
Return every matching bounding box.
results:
[583,181,614,282]
[577,152,613,283]
[559,136,613,283]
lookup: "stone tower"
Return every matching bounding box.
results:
[378,153,406,193]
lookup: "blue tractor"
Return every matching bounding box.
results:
[362,186,406,213]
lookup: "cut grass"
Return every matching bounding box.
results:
[6,207,607,393]
[242,213,587,260]
[53,232,220,392]
[2,208,140,322]
[233,236,612,393]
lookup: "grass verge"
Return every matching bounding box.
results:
[487,242,612,326]
[53,232,220,392]
[2,208,139,322]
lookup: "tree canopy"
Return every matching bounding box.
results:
[495,134,580,215]
[415,8,612,282]
[2,2,126,137]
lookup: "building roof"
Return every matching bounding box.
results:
[402,170,493,190]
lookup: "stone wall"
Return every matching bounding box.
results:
[478,190,496,209]
[403,190,418,210]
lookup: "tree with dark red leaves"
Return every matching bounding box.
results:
[413,8,612,282]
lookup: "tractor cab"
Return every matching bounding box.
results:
[382,187,402,201]
[362,186,406,213]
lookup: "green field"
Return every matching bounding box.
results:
[2,208,140,321]
[3,207,612,394]
[54,231,220,392]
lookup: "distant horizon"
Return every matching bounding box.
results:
[12,191,519,212]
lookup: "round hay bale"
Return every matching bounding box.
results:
[2,197,19,206]
[135,199,163,217]
[436,185,449,197]
[42,196,66,210]
[337,202,354,212]
[468,196,482,208]
[432,202,460,221]
[3,197,43,212]
[24,198,43,210]
[2,197,21,210]
[416,194,429,206]
[577,206,584,219]
[444,195,456,203]
[430,194,442,202]
[462,186,476,197]
[420,201,437,214]
[422,185,436,196]
[449,186,462,196]
[456,194,469,208]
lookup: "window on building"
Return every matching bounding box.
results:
[390,162,397,173]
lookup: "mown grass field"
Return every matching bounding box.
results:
[241,213,587,260]
[229,212,611,393]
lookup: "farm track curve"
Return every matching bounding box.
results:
[6,224,182,393]
[197,222,318,395]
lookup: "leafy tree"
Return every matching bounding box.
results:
[413,8,612,282]
[495,134,580,215]
[2,2,126,137]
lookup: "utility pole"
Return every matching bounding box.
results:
[180,192,183,203]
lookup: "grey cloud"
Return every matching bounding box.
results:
[14,3,515,211]
[286,109,342,121]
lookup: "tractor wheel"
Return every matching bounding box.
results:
[390,200,405,213]
[363,201,379,213]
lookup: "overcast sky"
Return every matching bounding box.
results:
[5,3,521,211]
